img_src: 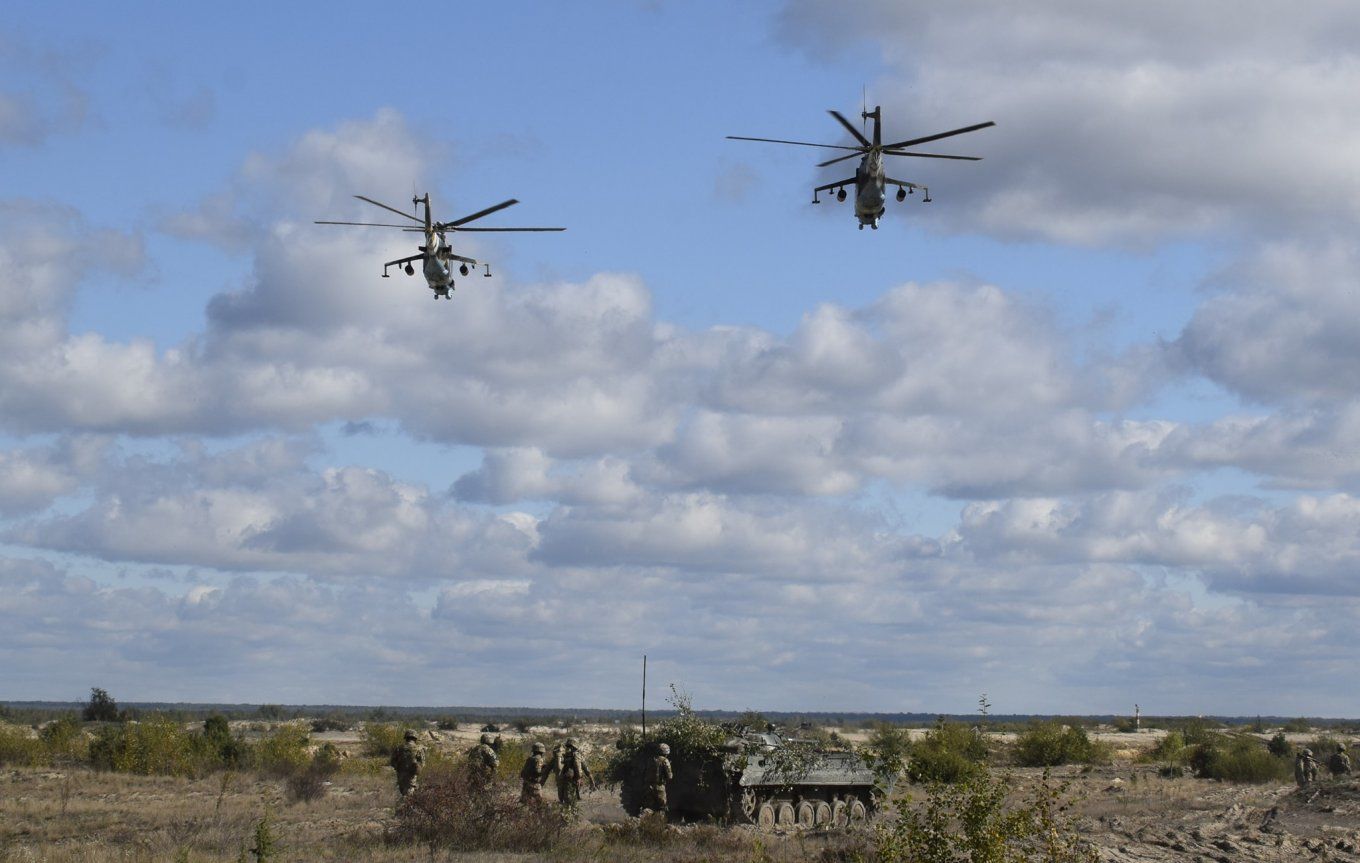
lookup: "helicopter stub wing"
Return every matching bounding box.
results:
[383,253,425,269]
[883,177,923,191]
[813,178,857,194]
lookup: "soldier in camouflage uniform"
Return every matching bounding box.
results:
[1328,744,1351,777]
[548,738,595,807]
[389,729,424,796]
[1295,748,1319,787]
[641,742,673,815]
[520,742,549,804]
[470,732,500,788]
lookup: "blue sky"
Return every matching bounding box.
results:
[3,0,1359,716]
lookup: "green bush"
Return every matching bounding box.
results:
[1013,721,1108,767]
[1168,717,1221,747]
[309,717,350,733]
[1189,736,1291,783]
[906,719,988,784]
[1282,717,1312,733]
[0,723,46,766]
[89,714,205,776]
[255,724,312,777]
[360,722,407,758]
[39,715,85,762]
[203,715,249,768]
[1267,733,1291,758]
[875,768,1098,863]
[1144,730,1187,765]
[859,722,912,786]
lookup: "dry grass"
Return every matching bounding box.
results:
[0,765,864,862]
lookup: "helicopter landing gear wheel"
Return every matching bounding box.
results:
[756,801,776,832]
[796,801,816,830]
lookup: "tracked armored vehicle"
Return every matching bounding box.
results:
[618,728,881,830]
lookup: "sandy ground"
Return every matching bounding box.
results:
[4,724,1359,861]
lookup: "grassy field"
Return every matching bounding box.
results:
[3,721,1359,862]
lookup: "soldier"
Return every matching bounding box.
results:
[548,738,595,807]
[520,742,549,804]
[470,732,500,788]
[1295,748,1319,788]
[1328,744,1351,777]
[642,742,673,815]
[389,729,424,796]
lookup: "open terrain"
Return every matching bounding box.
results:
[2,723,1359,862]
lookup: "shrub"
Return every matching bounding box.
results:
[255,724,311,777]
[436,716,459,731]
[1170,717,1221,747]
[1144,730,1187,765]
[0,723,46,766]
[88,714,204,776]
[1013,721,1109,767]
[1190,735,1291,783]
[201,715,248,769]
[309,717,350,733]
[285,748,341,804]
[859,722,912,786]
[1282,717,1312,733]
[907,719,988,784]
[875,768,1098,863]
[82,687,120,723]
[360,722,407,758]
[1267,733,1291,758]
[391,761,567,852]
[39,715,86,762]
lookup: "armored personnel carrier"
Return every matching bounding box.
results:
[618,728,881,830]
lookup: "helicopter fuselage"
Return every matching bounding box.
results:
[854,152,886,227]
[422,230,456,294]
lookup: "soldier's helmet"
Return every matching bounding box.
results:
[404,729,418,741]
[565,737,579,749]
[532,742,546,754]
[658,743,670,755]
[480,733,494,745]
[1302,748,1313,757]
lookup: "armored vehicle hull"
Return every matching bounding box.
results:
[619,731,879,830]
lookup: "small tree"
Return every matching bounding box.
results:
[82,687,120,723]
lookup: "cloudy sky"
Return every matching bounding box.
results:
[2,0,1358,716]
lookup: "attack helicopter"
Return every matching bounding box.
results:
[315,194,564,299]
[728,106,994,230]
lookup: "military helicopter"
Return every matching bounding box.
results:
[315,194,564,299]
[728,106,994,230]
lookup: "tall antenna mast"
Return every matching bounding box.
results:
[641,654,648,740]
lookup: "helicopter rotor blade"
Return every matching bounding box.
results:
[452,227,566,232]
[828,110,871,147]
[817,152,864,168]
[353,195,425,223]
[882,151,983,161]
[884,121,995,151]
[315,220,421,228]
[445,199,519,228]
[726,135,864,152]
